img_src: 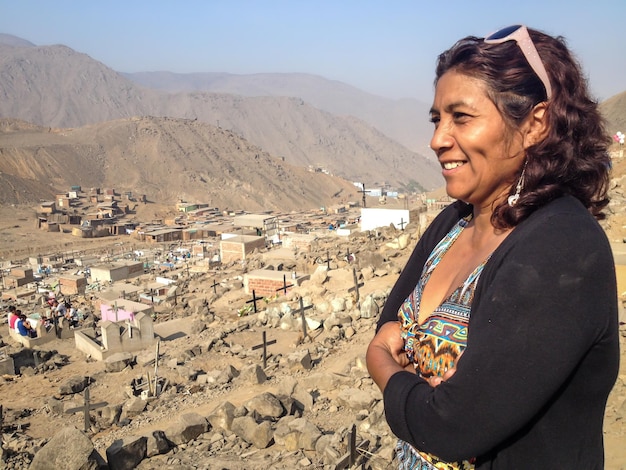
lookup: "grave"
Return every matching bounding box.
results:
[90,260,144,283]
[359,208,410,232]
[219,235,266,263]
[58,274,88,295]
[8,315,57,347]
[99,298,153,322]
[244,269,310,297]
[74,311,156,361]
[0,348,15,375]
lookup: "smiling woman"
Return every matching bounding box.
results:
[367,25,618,470]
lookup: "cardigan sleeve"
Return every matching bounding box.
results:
[382,198,619,462]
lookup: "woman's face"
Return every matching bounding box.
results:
[429,71,525,210]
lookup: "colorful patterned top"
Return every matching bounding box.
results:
[396,215,487,470]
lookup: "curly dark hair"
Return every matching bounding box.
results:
[434,27,611,228]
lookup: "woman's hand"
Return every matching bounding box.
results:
[366,321,411,392]
[426,353,463,387]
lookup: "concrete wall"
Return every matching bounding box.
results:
[360,208,410,232]
[281,233,316,252]
[220,236,265,264]
[244,269,310,297]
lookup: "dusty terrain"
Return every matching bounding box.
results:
[0,196,624,469]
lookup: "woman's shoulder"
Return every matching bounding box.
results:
[502,195,611,259]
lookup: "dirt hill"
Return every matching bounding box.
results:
[0,117,364,211]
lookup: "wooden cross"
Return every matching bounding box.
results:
[108,301,120,322]
[334,424,370,469]
[398,218,407,231]
[357,183,371,208]
[65,387,108,432]
[246,290,263,314]
[321,250,332,270]
[153,340,160,397]
[275,274,293,295]
[298,297,314,340]
[210,279,219,294]
[251,331,277,369]
[348,268,364,303]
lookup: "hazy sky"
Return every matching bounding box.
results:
[1,1,624,102]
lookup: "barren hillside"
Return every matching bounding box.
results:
[0,117,361,211]
[0,39,442,191]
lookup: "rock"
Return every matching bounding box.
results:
[360,294,380,319]
[121,396,147,419]
[244,392,285,419]
[145,430,171,457]
[217,364,239,384]
[59,376,89,395]
[104,352,134,373]
[291,418,322,451]
[231,416,274,449]
[30,426,107,470]
[238,364,267,384]
[207,401,236,432]
[287,349,313,371]
[337,388,377,411]
[310,266,329,285]
[165,412,208,445]
[330,297,346,313]
[105,435,147,470]
[45,397,65,415]
[100,404,122,426]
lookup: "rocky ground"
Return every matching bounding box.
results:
[0,192,625,469]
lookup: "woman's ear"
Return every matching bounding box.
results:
[523,103,549,149]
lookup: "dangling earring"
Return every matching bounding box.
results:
[508,161,527,207]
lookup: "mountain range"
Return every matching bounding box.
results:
[0,32,624,210]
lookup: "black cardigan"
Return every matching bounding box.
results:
[377,195,620,469]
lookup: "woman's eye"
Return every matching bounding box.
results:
[453,112,470,121]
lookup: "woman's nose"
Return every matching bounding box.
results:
[430,123,453,155]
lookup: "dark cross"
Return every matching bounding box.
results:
[246,290,263,314]
[65,387,108,432]
[298,297,314,340]
[150,289,156,305]
[210,279,219,294]
[0,404,3,433]
[251,331,277,369]
[345,248,354,264]
[357,183,370,208]
[334,424,370,469]
[398,218,407,231]
[348,268,364,303]
[321,250,332,270]
[275,274,293,295]
[108,301,120,322]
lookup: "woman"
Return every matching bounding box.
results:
[366,25,619,469]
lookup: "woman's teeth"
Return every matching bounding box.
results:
[443,161,465,170]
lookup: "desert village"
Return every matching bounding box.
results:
[0,182,458,469]
[0,179,625,470]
